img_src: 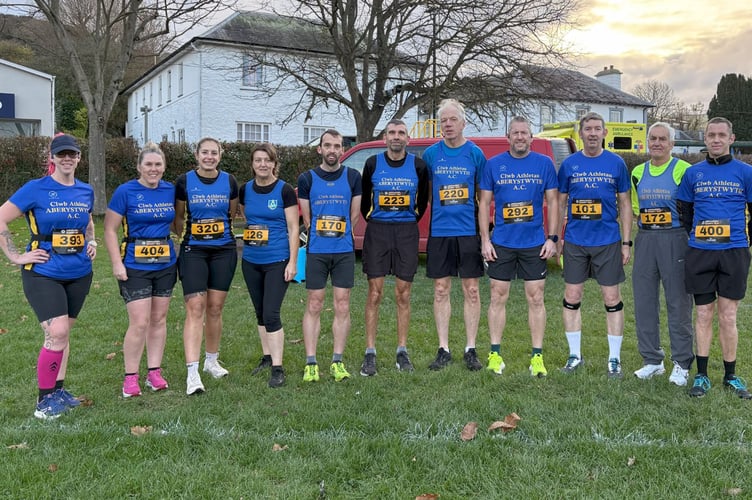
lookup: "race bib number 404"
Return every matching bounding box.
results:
[133,239,171,264]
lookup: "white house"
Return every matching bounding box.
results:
[123,11,420,147]
[0,58,55,137]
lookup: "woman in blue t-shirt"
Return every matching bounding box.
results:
[239,143,299,388]
[104,142,177,399]
[0,134,96,419]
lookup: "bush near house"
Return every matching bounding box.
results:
[0,137,320,201]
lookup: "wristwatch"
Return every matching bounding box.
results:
[547,234,559,243]
[622,240,633,247]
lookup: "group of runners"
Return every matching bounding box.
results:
[1,99,750,420]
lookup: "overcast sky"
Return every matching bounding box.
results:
[567,0,752,106]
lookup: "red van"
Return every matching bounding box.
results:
[337,136,577,252]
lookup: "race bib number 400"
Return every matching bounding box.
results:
[191,218,225,240]
[502,201,534,224]
[640,207,672,229]
[571,198,602,220]
[133,239,171,264]
[438,183,469,206]
[695,219,731,244]
[315,215,346,238]
[51,229,85,254]
[243,224,269,246]
[378,190,410,211]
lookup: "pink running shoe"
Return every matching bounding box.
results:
[146,368,169,391]
[122,374,142,398]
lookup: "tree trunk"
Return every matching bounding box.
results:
[88,111,107,215]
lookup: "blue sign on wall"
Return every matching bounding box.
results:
[0,93,15,119]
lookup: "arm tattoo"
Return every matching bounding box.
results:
[0,229,19,257]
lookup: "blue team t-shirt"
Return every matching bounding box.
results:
[423,140,485,237]
[480,151,557,248]
[10,176,94,279]
[558,150,630,246]
[677,158,752,250]
[108,179,176,270]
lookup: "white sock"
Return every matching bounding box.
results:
[565,331,581,358]
[205,352,219,364]
[187,362,199,376]
[607,335,623,360]
[465,346,475,353]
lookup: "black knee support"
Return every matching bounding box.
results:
[605,301,624,313]
[563,299,581,310]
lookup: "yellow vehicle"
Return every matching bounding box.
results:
[537,121,647,154]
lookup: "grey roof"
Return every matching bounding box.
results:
[517,66,653,108]
[199,11,335,55]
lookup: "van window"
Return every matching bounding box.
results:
[612,136,633,151]
[548,139,574,171]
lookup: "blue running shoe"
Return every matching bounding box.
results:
[54,388,81,408]
[723,376,752,399]
[689,374,711,398]
[34,392,68,420]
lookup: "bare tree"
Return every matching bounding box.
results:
[246,0,577,141]
[3,0,235,213]
[630,80,680,125]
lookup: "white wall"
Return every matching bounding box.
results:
[0,62,54,137]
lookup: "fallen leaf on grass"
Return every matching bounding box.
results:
[48,464,58,472]
[79,397,94,407]
[727,488,743,496]
[20,315,28,321]
[105,352,117,360]
[92,282,100,289]
[488,412,521,433]
[130,425,152,436]
[272,443,288,452]
[627,456,636,467]
[288,338,303,344]
[113,341,123,346]
[416,494,439,500]
[460,421,478,441]
[0,328,8,335]
[6,442,28,449]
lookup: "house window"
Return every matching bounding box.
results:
[178,128,186,143]
[167,70,172,102]
[149,82,153,108]
[237,122,270,142]
[242,55,264,87]
[540,104,554,125]
[162,134,168,142]
[575,106,590,120]
[141,88,145,106]
[304,126,329,144]
[158,76,163,106]
[609,108,623,122]
[178,63,184,97]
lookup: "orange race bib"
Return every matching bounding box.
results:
[571,198,602,220]
[190,218,225,240]
[133,239,171,264]
[695,219,731,244]
[502,201,534,224]
[438,183,469,206]
[243,224,269,246]
[378,190,410,211]
[640,207,672,229]
[51,229,85,254]
[315,215,346,238]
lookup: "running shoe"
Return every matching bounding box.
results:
[668,361,689,386]
[54,388,81,408]
[303,363,320,382]
[396,351,414,372]
[486,352,505,375]
[360,353,377,376]
[268,367,285,388]
[186,371,205,395]
[723,376,752,399]
[529,353,548,377]
[607,358,623,379]
[330,362,351,382]
[560,355,584,374]
[428,348,452,371]
[146,368,169,391]
[122,374,142,398]
[463,348,482,371]
[689,374,711,398]
[251,355,272,375]
[203,358,229,379]
[34,392,68,420]
[634,363,665,380]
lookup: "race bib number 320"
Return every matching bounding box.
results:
[191,218,225,240]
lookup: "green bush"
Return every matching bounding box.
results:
[0,137,320,201]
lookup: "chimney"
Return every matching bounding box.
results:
[595,65,622,90]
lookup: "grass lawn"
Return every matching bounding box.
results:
[1,218,751,498]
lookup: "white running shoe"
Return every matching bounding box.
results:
[186,371,205,395]
[203,359,229,379]
[633,363,665,380]
[668,361,689,386]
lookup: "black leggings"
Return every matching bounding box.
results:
[241,259,290,332]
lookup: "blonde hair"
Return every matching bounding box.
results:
[138,141,165,165]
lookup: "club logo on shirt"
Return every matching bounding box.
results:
[267,199,278,210]
[137,194,145,201]
[48,191,58,199]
